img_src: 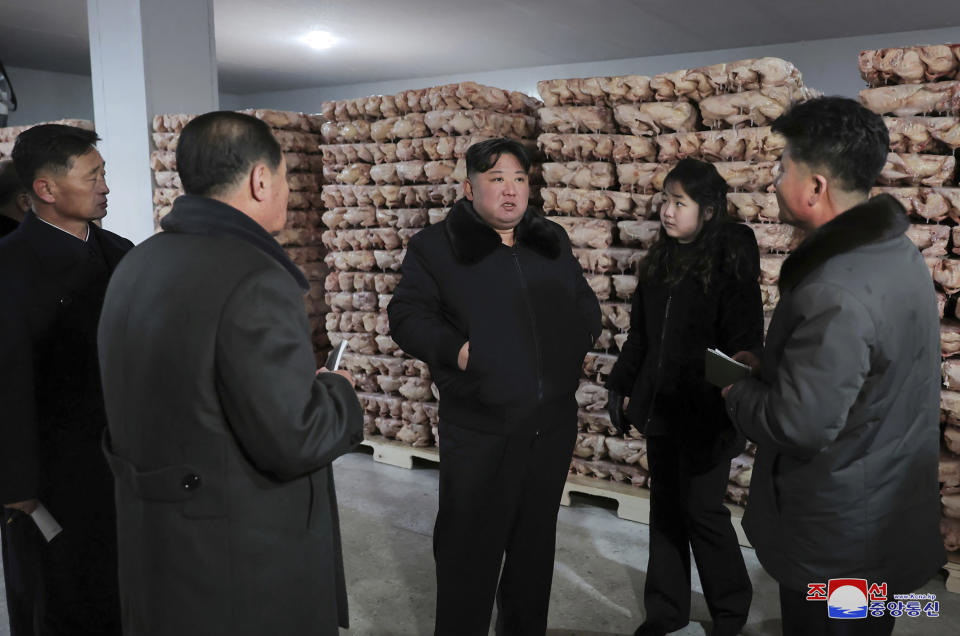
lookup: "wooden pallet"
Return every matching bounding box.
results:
[356,440,751,546]
[360,436,439,469]
[561,473,751,548]
[946,551,960,594]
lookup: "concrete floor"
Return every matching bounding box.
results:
[2,449,958,635]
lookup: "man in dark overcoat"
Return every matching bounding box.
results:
[97,111,364,636]
[388,138,602,635]
[0,157,33,635]
[0,159,30,237]
[724,97,945,636]
[0,124,131,635]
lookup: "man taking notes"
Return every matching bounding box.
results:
[723,97,944,636]
[97,111,363,636]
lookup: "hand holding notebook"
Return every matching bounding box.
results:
[705,348,752,388]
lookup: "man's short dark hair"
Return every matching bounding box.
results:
[772,96,889,194]
[11,124,101,192]
[465,138,531,179]
[0,159,26,207]
[176,111,283,197]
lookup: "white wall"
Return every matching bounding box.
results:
[87,0,221,244]
[3,65,95,126]
[230,26,960,113]
[0,66,247,126]
[2,63,245,128]
[218,92,247,111]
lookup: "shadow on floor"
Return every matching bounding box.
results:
[546,630,628,635]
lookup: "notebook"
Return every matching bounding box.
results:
[704,348,752,387]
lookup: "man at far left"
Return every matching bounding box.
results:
[0,124,131,635]
[0,159,31,237]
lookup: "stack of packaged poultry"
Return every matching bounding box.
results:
[150,109,330,360]
[538,57,817,504]
[859,43,960,555]
[0,118,94,159]
[318,82,543,447]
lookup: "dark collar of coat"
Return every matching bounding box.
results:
[778,194,910,292]
[0,214,19,238]
[90,221,132,270]
[444,197,562,265]
[19,211,88,274]
[160,194,309,291]
[18,210,129,273]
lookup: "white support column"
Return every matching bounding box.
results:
[87,0,218,244]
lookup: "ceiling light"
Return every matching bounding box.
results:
[301,30,337,51]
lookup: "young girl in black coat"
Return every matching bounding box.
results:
[606,158,763,636]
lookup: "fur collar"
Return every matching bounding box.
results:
[444,198,562,264]
[779,194,909,292]
[160,194,309,291]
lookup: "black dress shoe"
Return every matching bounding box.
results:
[709,615,748,636]
[709,623,746,636]
[633,623,668,636]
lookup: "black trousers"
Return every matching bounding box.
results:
[779,585,895,636]
[1,508,120,636]
[641,435,752,635]
[2,509,40,636]
[433,419,578,636]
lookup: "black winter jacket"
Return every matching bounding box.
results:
[388,199,602,436]
[606,222,763,460]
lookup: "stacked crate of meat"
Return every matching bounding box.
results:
[538,57,816,504]
[859,43,960,556]
[150,109,331,359]
[318,82,542,447]
[0,118,94,159]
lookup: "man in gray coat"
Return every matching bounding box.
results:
[97,111,364,636]
[724,97,944,636]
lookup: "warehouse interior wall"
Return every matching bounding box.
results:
[228,25,960,113]
[4,63,242,129]
[218,92,252,111]
[3,65,95,126]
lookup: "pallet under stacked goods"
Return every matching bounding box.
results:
[535,57,817,507]
[318,82,543,448]
[150,110,331,360]
[858,43,960,565]
[0,118,95,159]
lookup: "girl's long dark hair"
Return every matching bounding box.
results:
[637,158,746,291]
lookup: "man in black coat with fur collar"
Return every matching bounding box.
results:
[389,138,602,635]
[0,124,131,635]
